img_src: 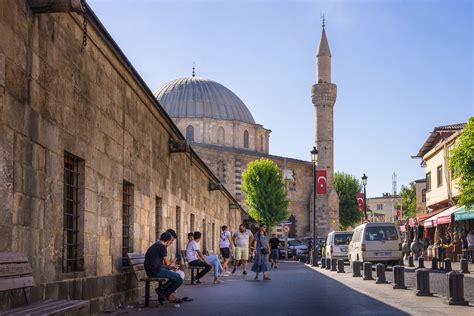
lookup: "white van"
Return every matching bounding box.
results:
[348,222,402,266]
[325,231,353,260]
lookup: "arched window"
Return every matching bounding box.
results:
[243,130,249,149]
[186,125,194,142]
[260,135,264,152]
[217,126,225,145]
[217,160,226,183]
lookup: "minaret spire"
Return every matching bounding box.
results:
[317,18,331,83]
[192,62,195,77]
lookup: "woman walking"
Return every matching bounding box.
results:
[252,224,271,281]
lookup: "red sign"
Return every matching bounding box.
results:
[357,192,365,212]
[316,170,327,194]
[396,207,401,218]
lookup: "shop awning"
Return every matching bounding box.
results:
[417,208,446,223]
[454,205,474,221]
[423,205,458,227]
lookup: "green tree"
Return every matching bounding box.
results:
[449,117,474,207]
[242,158,289,227]
[400,183,416,219]
[334,172,362,230]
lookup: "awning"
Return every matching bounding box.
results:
[423,205,458,227]
[454,205,474,221]
[417,208,446,223]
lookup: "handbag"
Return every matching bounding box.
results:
[258,234,269,255]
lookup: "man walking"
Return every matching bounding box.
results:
[186,231,212,284]
[232,224,254,275]
[269,233,280,268]
[219,225,232,274]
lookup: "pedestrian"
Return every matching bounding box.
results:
[144,232,184,304]
[252,224,271,280]
[467,229,474,249]
[186,231,212,284]
[219,225,232,274]
[269,233,280,269]
[232,224,254,275]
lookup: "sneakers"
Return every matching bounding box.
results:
[243,270,247,275]
[232,267,237,274]
[193,278,202,284]
[222,271,231,276]
[271,262,274,268]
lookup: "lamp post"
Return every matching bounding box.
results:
[361,173,368,221]
[311,146,319,266]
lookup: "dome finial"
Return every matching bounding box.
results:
[192,62,195,77]
[321,13,325,29]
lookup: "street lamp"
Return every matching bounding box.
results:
[361,173,368,221]
[311,146,319,267]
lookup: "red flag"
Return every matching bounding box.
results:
[357,192,365,212]
[316,170,327,194]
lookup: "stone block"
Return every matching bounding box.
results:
[45,281,59,300]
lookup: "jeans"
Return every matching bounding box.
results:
[188,260,212,280]
[149,268,183,297]
[205,255,222,277]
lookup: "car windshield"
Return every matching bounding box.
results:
[364,226,398,241]
[288,240,302,246]
[334,233,352,245]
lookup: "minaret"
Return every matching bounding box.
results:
[311,19,339,235]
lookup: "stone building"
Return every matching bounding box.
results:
[366,194,402,222]
[414,178,427,215]
[0,1,246,312]
[153,24,340,237]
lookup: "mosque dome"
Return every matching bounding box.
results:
[153,76,255,124]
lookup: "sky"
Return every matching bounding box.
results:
[88,0,473,197]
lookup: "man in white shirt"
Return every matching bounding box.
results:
[467,229,474,249]
[186,231,212,284]
[232,224,254,275]
[219,225,232,274]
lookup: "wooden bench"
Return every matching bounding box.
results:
[180,250,206,285]
[0,252,89,315]
[126,253,168,307]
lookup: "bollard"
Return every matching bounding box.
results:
[363,262,373,280]
[331,258,337,272]
[431,258,438,270]
[418,257,424,269]
[337,259,345,273]
[393,265,407,289]
[352,261,362,277]
[415,268,433,296]
[408,256,414,267]
[325,258,331,270]
[460,258,470,274]
[376,263,388,284]
[446,271,469,305]
[321,257,326,269]
[444,258,452,272]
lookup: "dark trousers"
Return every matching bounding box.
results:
[189,260,212,280]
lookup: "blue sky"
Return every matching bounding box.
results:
[88,0,473,197]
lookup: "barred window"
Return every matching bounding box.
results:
[176,206,182,259]
[243,130,249,148]
[186,125,194,142]
[155,196,162,241]
[190,213,195,232]
[63,152,84,273]
[122,181,134,267]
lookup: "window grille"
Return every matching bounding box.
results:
[122,181,134,266]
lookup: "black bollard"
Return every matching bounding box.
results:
[331,258,337,271]
[352,261,362,277]
[460,258,470,274]
[363,262,373,280]
[447,271,469,305]
[393,265,407,289]
[408,256,414,267]
[337,259,345,273]
[325,258,331,270]
[431,258,438,270]
[418,257,424,269]
[444,258,452,272]
[321,257,326,269]
[375,263,388,284]
[415,268,433,296]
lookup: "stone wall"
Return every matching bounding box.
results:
[0,1,245,312]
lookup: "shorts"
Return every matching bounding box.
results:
[220,247,230,259]
[235,247,249,261]
[270,249,279,260]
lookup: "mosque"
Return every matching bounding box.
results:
[153,24,340,238]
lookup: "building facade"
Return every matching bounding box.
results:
[414,178,427,215]
[367,194,402,222]
[0,1,245,312]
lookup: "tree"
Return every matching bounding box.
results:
[400,182,416,219]
[333,172,362,230]
[449,117,474,207]
[242,158,289,227]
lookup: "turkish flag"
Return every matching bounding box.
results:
[357,192,365,212]
[316,170,327,194]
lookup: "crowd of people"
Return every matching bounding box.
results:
[143,223,280,304]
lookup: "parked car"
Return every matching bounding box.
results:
[325,231,353,260]
[348,222,403,266]
[278,238,308,258]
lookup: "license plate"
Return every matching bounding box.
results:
[340,247,348,252]
[375,252,391,257]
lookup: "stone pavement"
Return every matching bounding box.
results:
[102,261,472,316]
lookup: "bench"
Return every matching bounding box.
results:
[126,253,168,307]
[0,252,89,315]
[180,250,206,285]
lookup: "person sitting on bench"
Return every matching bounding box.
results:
[186,231,212,284]
[144,232,183,303]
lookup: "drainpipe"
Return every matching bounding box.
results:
[28,0,83,13]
